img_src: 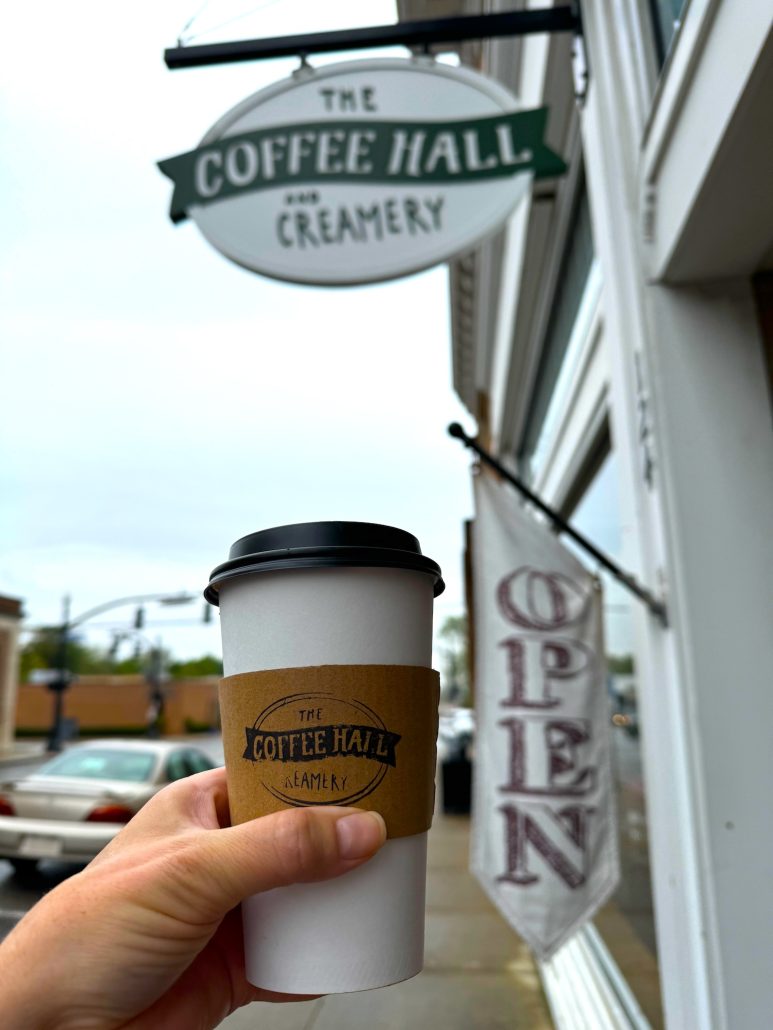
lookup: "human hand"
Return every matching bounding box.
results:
[0,767,387,1030]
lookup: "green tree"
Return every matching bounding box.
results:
[168,655,223,679]
[437,615,470,706]
[20,630,223,683]
[606,653,635,675]
[19,628,108,681]
[112,655,145,675]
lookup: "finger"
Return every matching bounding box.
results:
[180,767,232,829]
[88,770,230,870]
[192,807,387,916]
[151,767,230,827]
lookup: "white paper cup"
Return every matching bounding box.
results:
[206,522,444,994]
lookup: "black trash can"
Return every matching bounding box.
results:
[441,754,472,814]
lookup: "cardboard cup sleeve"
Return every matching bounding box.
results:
[219,664,440,837]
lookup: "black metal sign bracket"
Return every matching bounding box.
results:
[448,423,668,627]
[165,5,582,70]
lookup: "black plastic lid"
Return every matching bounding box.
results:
[204,521,445,604]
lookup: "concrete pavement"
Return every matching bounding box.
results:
[0,740,47,776]
[221,812,552,1030]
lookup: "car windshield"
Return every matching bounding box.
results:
[36,749,158,783]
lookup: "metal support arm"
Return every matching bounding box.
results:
[165,6,581,69]
[448,423,668,626]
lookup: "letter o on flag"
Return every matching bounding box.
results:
[497,567,589,630]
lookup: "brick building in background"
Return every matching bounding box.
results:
[15,676,220,738]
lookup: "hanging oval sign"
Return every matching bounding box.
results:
[158,58,566,286]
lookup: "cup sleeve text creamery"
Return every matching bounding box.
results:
[219,664,440,839]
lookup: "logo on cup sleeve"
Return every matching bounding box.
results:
[243,692,401,807]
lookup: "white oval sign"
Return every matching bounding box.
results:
[159,59,566,286]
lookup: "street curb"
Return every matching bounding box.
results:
[0,749,47,770]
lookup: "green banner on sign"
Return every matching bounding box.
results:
[159,108,566,223]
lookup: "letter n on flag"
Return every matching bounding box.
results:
[470,471,619,960]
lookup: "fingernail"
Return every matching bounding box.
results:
[335,811,387,860]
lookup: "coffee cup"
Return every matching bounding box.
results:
[205,521,444,994]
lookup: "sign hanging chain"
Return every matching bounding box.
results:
[177,0,286,48]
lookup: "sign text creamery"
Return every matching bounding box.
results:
[159,60,566,285]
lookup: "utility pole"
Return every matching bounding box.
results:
[47,594,71,752]
[42,591,197,752]
[145,636,168,738]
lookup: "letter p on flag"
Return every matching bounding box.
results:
[470,470,619,960]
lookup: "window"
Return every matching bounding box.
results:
[566,452,664,1028]
[649,0,689,66]
[39,748,158,783]
[165,750,193,782]
[165,749,214,780]
[519,185,595,482]
[185,749,215,774]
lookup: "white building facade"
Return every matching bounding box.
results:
[400,1,773,1027]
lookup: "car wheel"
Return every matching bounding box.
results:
[10,858,39,883]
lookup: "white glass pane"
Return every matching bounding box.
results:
[567,452,664,1029]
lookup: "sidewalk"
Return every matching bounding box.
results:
[0,740,46,770]
[222,812,552,1030]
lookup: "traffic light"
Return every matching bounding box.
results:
[203,603,212,624]
[134,606,145,630]
[108,633,122,661]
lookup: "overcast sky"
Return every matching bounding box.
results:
[0,0,476,661]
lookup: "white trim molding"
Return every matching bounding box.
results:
[541,925,653,1030]
[641,0,773,280]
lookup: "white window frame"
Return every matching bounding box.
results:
[641,0,773,280]
[516,270,660,1029]
[530,261,605,500]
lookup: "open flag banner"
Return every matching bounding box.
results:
[471,471,619,960]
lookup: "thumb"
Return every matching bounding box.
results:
[192,807,387,916]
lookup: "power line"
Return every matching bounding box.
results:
[178,0,213,44]
[180,0,286,45]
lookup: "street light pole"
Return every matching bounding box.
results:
[67,592,197,630]
[145,635,168,738]
[46,595,71,752]
[43,591,197,752]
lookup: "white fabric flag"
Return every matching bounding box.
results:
[471,471,619,960]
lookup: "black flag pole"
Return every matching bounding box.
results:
[448,422,668,626]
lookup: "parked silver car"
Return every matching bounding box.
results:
[0,739,216,878]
